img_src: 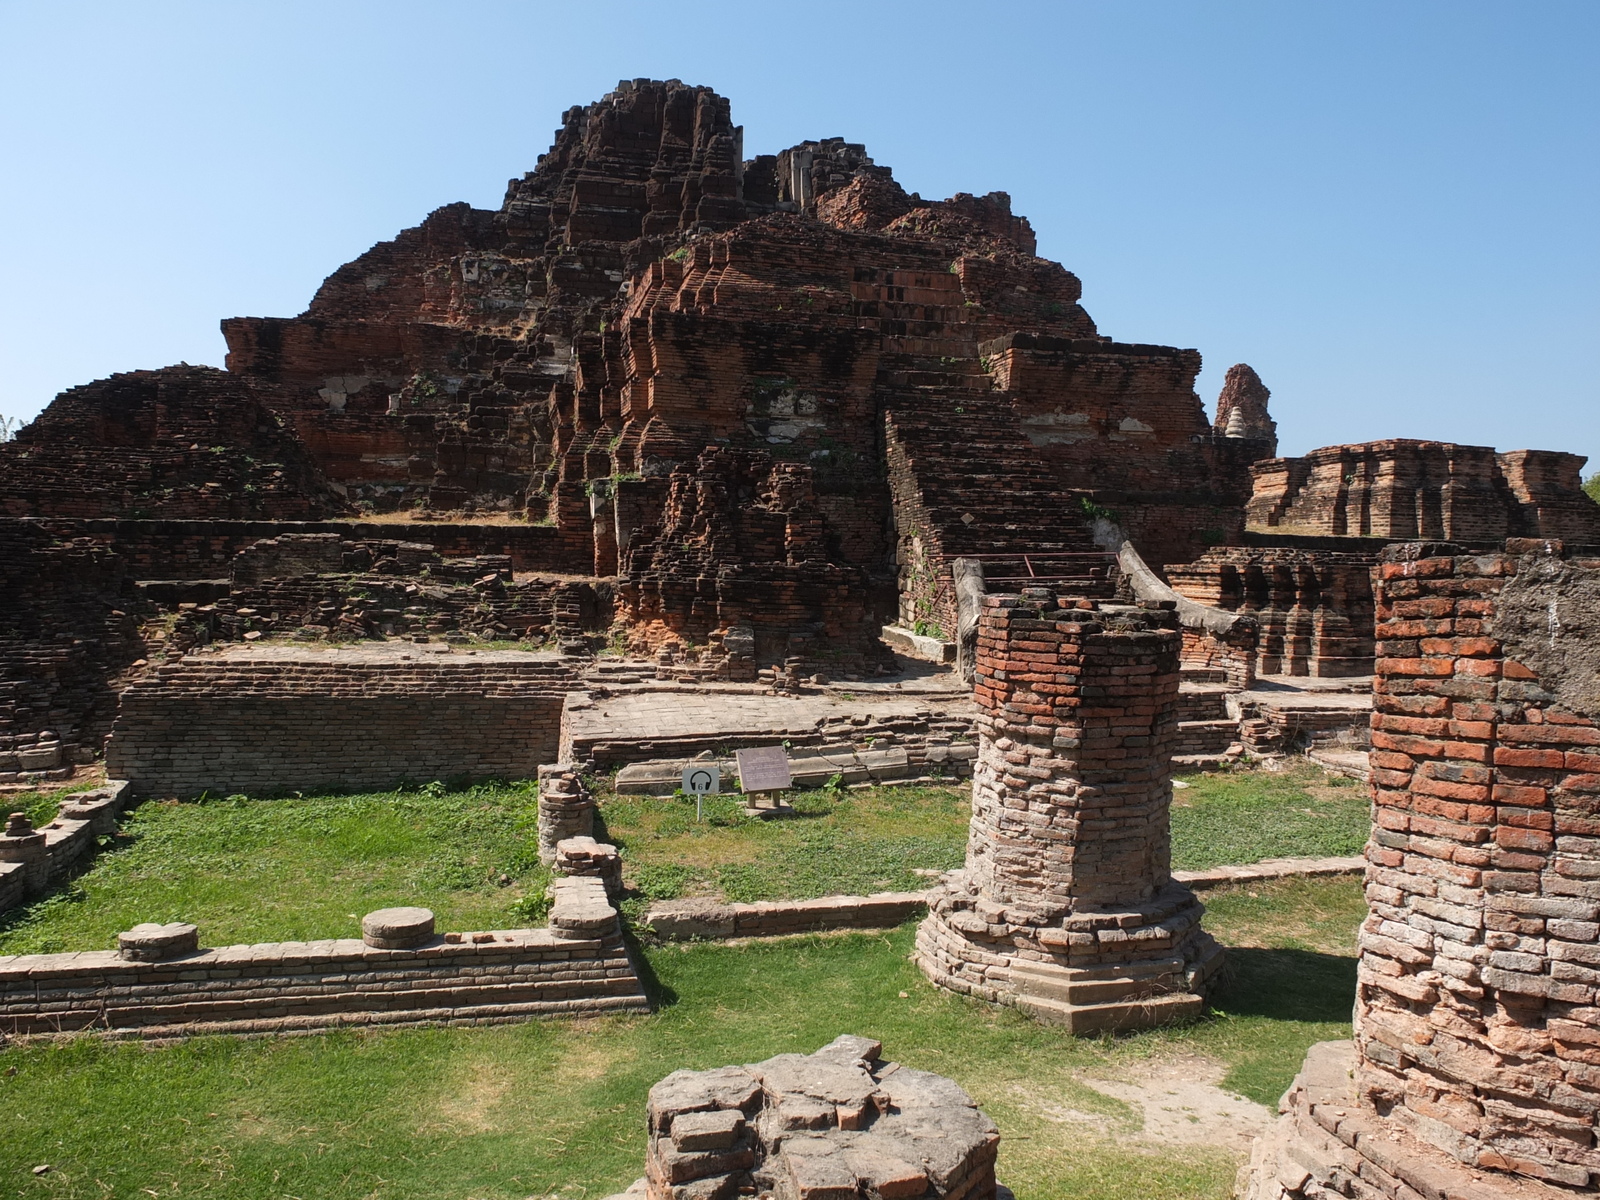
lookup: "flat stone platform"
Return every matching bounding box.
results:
[563,678,978,772]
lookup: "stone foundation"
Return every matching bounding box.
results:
[0,885,646,1040]
[916,591,1222,1032]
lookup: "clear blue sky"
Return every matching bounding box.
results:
[2,1,1595,467]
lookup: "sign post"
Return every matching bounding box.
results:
[681,764,720,822]
[733,746,793,818]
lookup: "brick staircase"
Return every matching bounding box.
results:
[881,351,1114,599]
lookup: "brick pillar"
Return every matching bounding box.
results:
[915,589,1222,1033]
[1240,541,1600,1197]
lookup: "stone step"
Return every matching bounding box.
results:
[1175,717,1240,748]
[1176,688,1232,723]
[1012,989,1205,1035]
[1008,957,1186,1006]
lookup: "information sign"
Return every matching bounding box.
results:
[734,746,792,793]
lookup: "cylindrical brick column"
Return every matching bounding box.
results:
[916,590,1222,1033]
[1240,541,1600,1198]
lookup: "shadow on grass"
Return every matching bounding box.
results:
[0,820,148,943]
[621,925,678,1010]
[1209,946,1356,1024]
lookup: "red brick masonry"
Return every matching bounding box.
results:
[1240,541,1600,1197]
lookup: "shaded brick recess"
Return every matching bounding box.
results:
[106,655,574,797]
[916,591,1222,1032]
[0,522,145,760]
[1239,542,1600,1197]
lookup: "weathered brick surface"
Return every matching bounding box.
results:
[106,657,573,797]
[1248,441,1600,545]
[1169,545,1381,678]
[916,590,1221,1032]
[1239,541,1600,1197]
[618,1035,998,1200]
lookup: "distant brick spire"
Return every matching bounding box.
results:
[1214,363,1277,454]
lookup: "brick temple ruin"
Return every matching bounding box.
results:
[2,77,1595,792]
[0,74,1597,1195]
[916,590,1223,1032]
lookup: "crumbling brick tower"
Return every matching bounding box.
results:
[916,588,1223,1033]
[1240,541,1600,1197]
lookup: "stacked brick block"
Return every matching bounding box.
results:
[603,1035,998,1200]
[537,767,596,864]
[1240,541,1600,1197]
[916,589,1222,1032]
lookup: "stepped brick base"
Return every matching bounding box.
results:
[1238,1041,1573,1200]
[917,873,1222,1033]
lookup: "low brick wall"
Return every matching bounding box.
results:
[644,892,931,940]
[106,657,572,797]
[0,782,131,914]
[0,887,648,1041]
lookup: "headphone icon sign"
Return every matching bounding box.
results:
[686,769,715,793]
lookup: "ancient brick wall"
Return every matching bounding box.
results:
[984,333,1265,567]
[26,517,593,579]
[1353,542,1600,1187]
[616,448,894,676]
[106,657,573,797]
[1498,450,1600,546]
[916,590,1221,1032]
[0,368,342,520]
[1168,546,1381,678]
[0,522,146,756]
[1248,440,1600,545]
[0,916,646,1040]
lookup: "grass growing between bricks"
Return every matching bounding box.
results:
[0,877,1362,1200]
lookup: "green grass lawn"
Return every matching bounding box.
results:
[1170,762,1369,869]
[0,876,1363,1200]
[0,763,1368,956]
[0,785,554,957]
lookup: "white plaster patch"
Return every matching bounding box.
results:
[1020,411,1094,446]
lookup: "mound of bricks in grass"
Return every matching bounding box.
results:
[1239,541,1600,1197]
[599,1034,1000,1200]
[915,590,1223,1033]
[538,765,595,865]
